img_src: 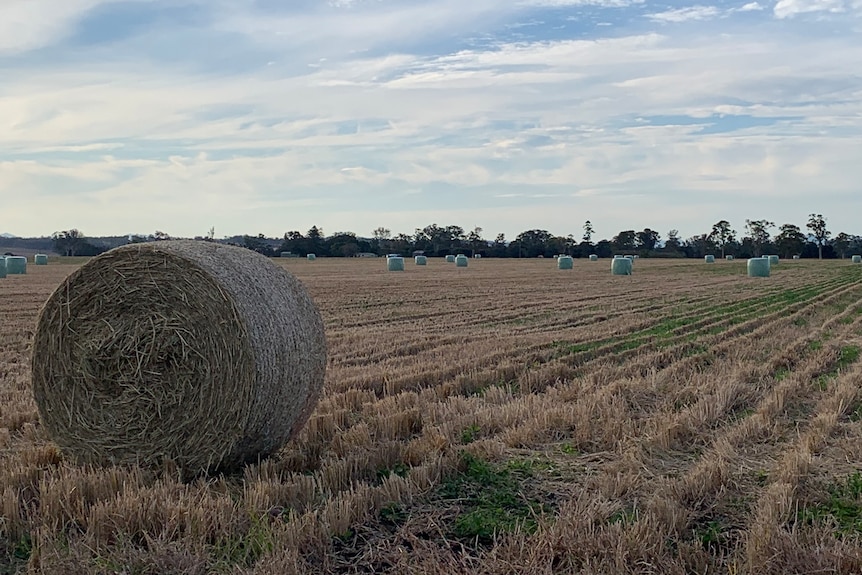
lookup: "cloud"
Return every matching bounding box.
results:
[646,6,721,22]
[773,0,848,17]
[1,0,861,240]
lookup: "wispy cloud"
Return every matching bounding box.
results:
[646,6,721,22]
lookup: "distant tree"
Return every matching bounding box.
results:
[775,223,806,258]
[371,226,391,255]
[664,229,682,252]
[744,219,775,257]
[807,213,830,260]
[243,233,275,256]
[205,227,215,241]
[594,239,613,258]
[832,232,853,259]
[326,232,360,258]
[467,227,485,256]
[490,233,507,258]
[612,230,637,252]
[582,220,595,243]
[513,229,552,258]
[636,228,660,251]
[683,234,715,258]
[708,220,736,259]
[279,231,306,255]
[307,226,325,255]
[51,229,86,256]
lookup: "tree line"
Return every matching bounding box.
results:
[50,214,862,259]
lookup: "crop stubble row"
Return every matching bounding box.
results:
[1,258,861,574]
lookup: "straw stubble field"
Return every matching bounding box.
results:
[2,257,862,574]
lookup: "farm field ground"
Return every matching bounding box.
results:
[2,256,862,574]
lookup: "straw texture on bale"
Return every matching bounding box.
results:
[34,254,49,265]
[768,255,779,265]
[748,257,771,277]
[5,256,26,274]
[0,257,6,278]
[612,258,632,276]
[445,255,456,263]
[455,255,468,267]
[705,255,715,263]
[853,255,862,264]
[557,255,574,270]
[31,240,327,477]
[414,255,427,265]
[387,256,405,271]
[589,254,598,261]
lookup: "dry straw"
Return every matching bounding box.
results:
[35,254,49,265]
[31,240,326,477]
[5,256,26,274]
[557,255,574,270]
[748,257,771,277]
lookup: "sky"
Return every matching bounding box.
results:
[1,0,860,242]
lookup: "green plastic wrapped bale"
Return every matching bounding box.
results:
[35,254,49,265]
[748,258,771,277]
[5,256,26,275]
[625,255,634,261]
[557,256,574,270]
[445,255,456,263]
[614,255,624,259]
[455,255,468,268]
[307,254,316,261]
[473,254,482,259]
[414,255,427,265]
[0,257,6,279]
[280,252,292,258]
[726,255,734,261]
[853,255,862,264]
[768,255,779,265]
[612,258,632,276]
[387,257,404,271]
[705,255,715,263]
[792,255,800,260]
[589,254,598,261]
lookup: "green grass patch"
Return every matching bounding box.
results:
[798,472,862,536]
[210,515,275,572]
[438,453,548,543]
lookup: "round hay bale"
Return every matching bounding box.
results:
[473,254,482,259]
[705,255,715,263]
[455,255,468,267]
[307,253,316,261]
[589,254,598,261]
[31,240,326,477]
[445,255,456,263]
[726,255,734,261]
[768,255,779,265]
[34,254,49,265]
[612,258,632,276]
[414,255,427,265]
[748,257,771,277]
[387,256,405,271]
[792,255,800,260]
[0,257,6,279]
[852,255,861,264]
[557,255,573,270]
[5,256,26,274]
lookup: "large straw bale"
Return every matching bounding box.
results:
[31,240,326,476]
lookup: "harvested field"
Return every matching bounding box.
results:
[2,257,862,574]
